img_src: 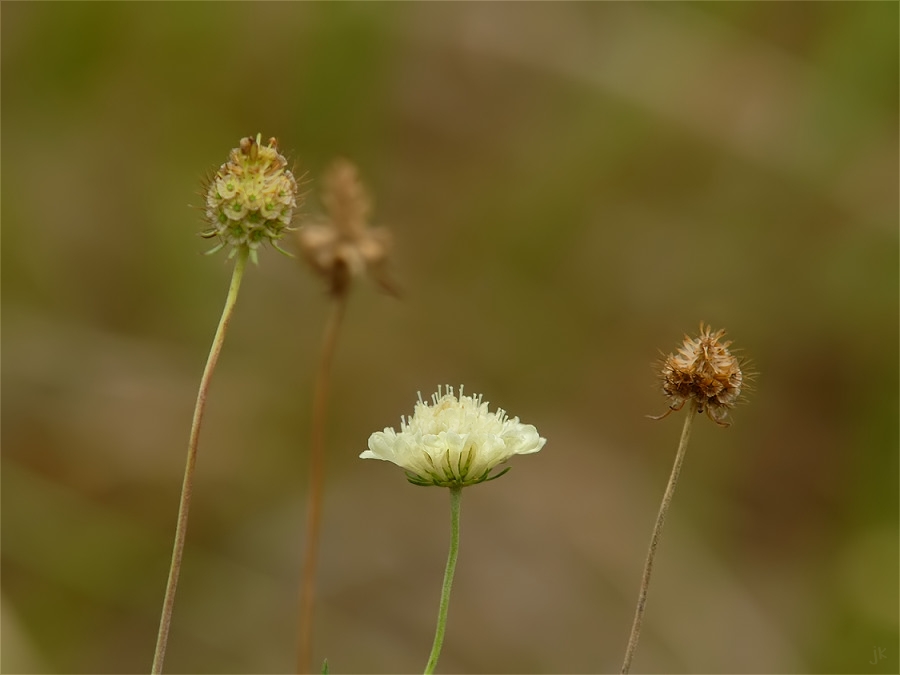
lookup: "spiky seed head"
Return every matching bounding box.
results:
[201,133,300,263]
[658,322,747,426]
[296,158,397,297]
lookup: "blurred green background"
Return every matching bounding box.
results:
[2,3,897,673]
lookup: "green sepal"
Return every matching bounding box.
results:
[403,465,512,488]
[482,466,511,483]
[405,472,436,487]
[320,658,329,674]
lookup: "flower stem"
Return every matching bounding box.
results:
[152,246,250,674]
[621,399,698,674]
[424,485,462,675]
[297,293,348,674]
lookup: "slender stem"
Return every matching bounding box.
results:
[424,486,463,675]
[621,399,698,674]
[297,294,348,674]
[152,246,250,674]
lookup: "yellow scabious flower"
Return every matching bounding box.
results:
[362,386,545,487]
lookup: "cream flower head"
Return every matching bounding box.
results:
[362,385,546,487]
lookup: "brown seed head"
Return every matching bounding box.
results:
[295,158,397,297]
[656,322,747,426]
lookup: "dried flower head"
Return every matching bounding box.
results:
[201,133,300,264]
[362,385,545,487]
[654,322,747,427]
[296,158,396,296]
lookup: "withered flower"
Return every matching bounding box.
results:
[655,322,747,426]
[296,158,396,296]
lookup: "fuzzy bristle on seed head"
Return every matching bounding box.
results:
[658,322,746,426]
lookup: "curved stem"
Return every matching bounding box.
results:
[621,399,698,674]
[152,246,250,674]
[297,294,348,674]
[424,486,462,675]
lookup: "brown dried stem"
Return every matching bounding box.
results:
[621,398,698,674]
[297,292,348,673]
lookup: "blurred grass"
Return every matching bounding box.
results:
[2,2,897,674]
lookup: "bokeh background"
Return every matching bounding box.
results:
[2,3,897,674]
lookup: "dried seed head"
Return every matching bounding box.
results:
[201,133,300,263]
[655,322,747,427]
[296,158,397,297]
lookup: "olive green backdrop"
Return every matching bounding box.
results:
[2,2,897,673]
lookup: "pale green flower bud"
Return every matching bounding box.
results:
[362,385,545,487]
[201,133,300,262]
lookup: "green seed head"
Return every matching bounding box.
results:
[202,134,300,261]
